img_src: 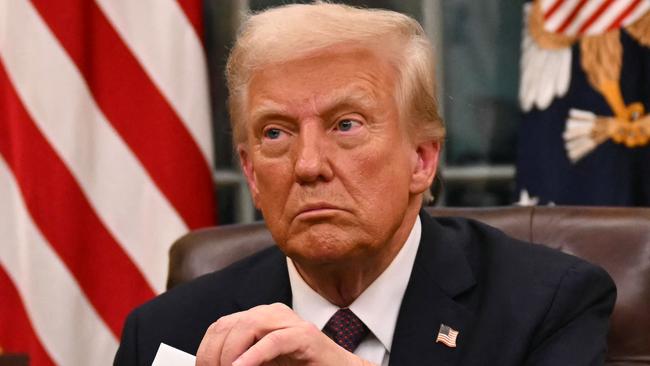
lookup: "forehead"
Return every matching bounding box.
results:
[246,46,399,118]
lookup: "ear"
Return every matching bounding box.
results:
[409,140,441,195]
[237,143,262,209]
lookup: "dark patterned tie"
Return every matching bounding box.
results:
[322,308,369,352]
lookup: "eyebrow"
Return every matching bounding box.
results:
[249,87,378,124]
[325,88,377,114]
[249,100,290,125]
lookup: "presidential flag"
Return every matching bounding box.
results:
[517,0,650,205]
[0,0,216,364]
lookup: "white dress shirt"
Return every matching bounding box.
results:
[287,216,422,366]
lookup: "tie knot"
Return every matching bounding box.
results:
[322,308,369,352]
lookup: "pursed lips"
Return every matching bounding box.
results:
[295,203,345,218]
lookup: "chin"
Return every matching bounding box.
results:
[281,223,371,265]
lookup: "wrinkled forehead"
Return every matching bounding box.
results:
[231,40,409,145]
[251,45,401,112]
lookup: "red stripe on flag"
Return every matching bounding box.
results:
[557,0,589,33]
[0,266,56,366]
[545,0,567,19]
[0,61,155,338]
[177,0,204,42]
[30,0,215,230]
[578,0,614,33]
[607,0,643,31]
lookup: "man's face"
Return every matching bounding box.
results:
[238,46,438,266]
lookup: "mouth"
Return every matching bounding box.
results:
[295,203,344,219]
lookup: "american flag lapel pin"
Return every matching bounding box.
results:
[435,323,459,348]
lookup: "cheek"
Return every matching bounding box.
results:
[253,157,294,202]
[348,143,412,193]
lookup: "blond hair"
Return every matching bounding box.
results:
[226,2,445,147]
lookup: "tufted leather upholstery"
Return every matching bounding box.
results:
[167,206,650,365]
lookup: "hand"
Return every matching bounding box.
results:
[196,303,376,366]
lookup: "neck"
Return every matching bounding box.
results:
[292,205,420,307]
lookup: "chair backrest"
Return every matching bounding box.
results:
[167,206,650,365]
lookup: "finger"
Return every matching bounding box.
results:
[219,317,259,366]
[221,303,302,364]
[232,327,307,366]
[198,303,301,365]
[232,324,346,366]
[196,313,240,366]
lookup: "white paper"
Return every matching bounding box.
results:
[151,343,196,366]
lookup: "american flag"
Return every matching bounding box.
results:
[436,324,459,348]
[0,0,215,364]
[540,0,650,36]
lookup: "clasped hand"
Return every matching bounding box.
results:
[196,303,376,366]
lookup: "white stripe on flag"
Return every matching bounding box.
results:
[0,0,187,293]
[622,0,650,26]
[0,157,118,365]
[546,0,582,32]
[564,0,608,35]
[95,0,214,167]
[585,0,635,34]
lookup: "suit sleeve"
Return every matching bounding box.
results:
[524,260,617,366]
[113,309,140,366]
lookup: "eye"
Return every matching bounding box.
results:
[336,119,361,132]
[263,127,284,140]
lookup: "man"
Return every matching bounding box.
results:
[115,3,616,365]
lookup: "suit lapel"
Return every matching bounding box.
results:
[390,211,476,366]
[234,247,292,310]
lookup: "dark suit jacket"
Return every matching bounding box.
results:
[114,212,616,365]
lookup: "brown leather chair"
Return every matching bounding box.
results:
[167,206,650,365]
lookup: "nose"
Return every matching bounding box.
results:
[294,125,334,183]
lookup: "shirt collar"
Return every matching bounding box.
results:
[288,216,421,352]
